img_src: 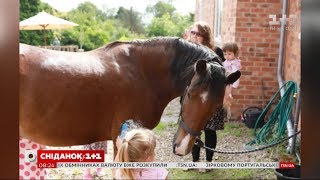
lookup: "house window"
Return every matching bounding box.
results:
[214,0,223,45]
[198,0,203,21]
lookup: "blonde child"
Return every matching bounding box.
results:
[113,128,168,179]
[83,119,140,179]
[222,42,241,120]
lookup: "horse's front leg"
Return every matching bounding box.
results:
[112,138,118,161]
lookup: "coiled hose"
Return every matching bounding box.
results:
[247,81,297,145]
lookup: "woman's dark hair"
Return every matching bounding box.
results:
[193,21,214,50]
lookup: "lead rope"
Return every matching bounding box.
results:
[195,130,300,154]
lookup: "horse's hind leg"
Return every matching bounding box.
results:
[112,138,118,161]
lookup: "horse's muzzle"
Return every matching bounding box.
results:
[173,143,176,154]
[172,143,183,156]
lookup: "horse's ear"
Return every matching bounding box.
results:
[225,70,241,84]
[195,60,207,75]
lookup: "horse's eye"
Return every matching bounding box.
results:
[187,92,191,99]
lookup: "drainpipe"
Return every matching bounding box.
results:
[277,0,294,153]
[291,85,301,158]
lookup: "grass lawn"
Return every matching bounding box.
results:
[168,168,275,179]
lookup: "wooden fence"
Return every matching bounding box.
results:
[38,45,81,52]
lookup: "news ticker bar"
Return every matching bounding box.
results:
[49,162,283,169]
[24,150,295,169]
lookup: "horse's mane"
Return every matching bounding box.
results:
[104,37,223,91]
[170,38,222,90]
[194,61,226,99]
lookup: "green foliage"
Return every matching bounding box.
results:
[116,7,145,34]
[146,1,176,18]
[20,0,41,21]
[117,32,147,41]
[40,2,59,15]
[20,0,55,46]
[146,13,193,37]
[58,2,147,51]
[20,0,193,50]
[171,12,194,35]
[154,122,167,134]
[154,121,177,136]
[60,2,111,50]
[145,1,193,37]
[146,13,177,36]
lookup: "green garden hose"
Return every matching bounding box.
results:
[247,81,297,146]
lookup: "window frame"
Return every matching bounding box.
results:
[214,0,223,46]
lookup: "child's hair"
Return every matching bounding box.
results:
[117,128,156,179]
[222,42,239,56]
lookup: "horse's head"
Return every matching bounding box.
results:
[173,59,241,156]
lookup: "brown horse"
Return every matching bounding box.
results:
[173,59,241,155]
[20,37,240,156]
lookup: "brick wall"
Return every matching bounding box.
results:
[232,0,283,120]
[284,0,301,84]
[283,0,301,130]
[221,0,237,43]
